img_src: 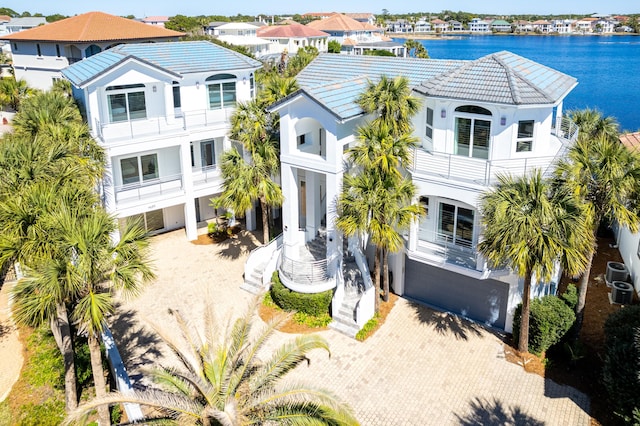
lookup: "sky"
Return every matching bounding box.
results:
[2,0,636,18]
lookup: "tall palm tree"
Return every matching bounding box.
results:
[355,75,421,138]
[46,205,155,425]
[479,171,592,353]
[65,299,359,425]
[259,74,299,106]
[214,142,283,244]
[12,90,83,136]
[555,133,640,332]
[567,108,619,143]
[0,77,34,111]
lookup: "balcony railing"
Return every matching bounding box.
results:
[416,229,480,270]
[94,108,233,143]
[114,173,184,203]
[192,165,220,186]
[279,244,338,286]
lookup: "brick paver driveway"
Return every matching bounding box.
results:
[112,229,590,425]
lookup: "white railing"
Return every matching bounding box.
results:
[192,165,220,186]
[412,121,579,186]
[114,173,183,203]
[94,108,233,143]
[416,229,480,271]
[244,234,283,288]
[352,241,375,327]
[279,245,338,286]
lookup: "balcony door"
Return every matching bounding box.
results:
[201,141,215,170]
[438,202,474,249]
[454,105,492,159]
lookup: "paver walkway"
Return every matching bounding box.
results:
[112,229,591,425]
[0,279,23,403]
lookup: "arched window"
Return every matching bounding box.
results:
[85,44,102,58]
[454,105,492,159]
[205,74,237,109]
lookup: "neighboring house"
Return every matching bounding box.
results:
[0,15,12,37]
[204,21,228,36]
[615,132,640,296]
[1,11,183,91]
[385,19,413,33]
[514,20,533,33]
[345,13,376,26]
[576,18,598,33]
[414,20,432,33]
[307,13,393,55]
[258,51,578,335]
[302,12,336,21]
[594,18,616,33]
[430,19,448,33]
[491,19,512,32]
[257,23,329,55]
[469,18,491,33]
[532,20,553,33]
[141,16,170,27]
[61,41,262,241]
[449,20,465,31]
[553,19,574,34]
[216,22,258,37]
[6,17,46,33]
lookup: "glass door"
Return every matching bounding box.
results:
[438,202,474,248]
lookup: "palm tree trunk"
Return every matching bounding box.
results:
[382,248,390,302]
[88,333,110,425]
[373,246,381,313]
[260,197,270,244]
[518,272,532,353]
[574,249,595,335]
[50,303,78,411]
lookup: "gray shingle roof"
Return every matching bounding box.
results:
[62,41,262,87]
[414,51,577,105]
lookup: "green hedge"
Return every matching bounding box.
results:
[602,305,640,422]
[270,271,333,316]
[512,294,576,354]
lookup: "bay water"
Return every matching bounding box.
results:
[394,35,640,131]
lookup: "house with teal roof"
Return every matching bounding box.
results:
[246,51,579,336]
[62,41,262,241]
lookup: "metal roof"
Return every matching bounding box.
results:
[415,51,577,105]
[62,41,262,87]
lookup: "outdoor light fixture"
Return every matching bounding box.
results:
[152,85,157,93]
[441,108,446,118]
[196,81,200,89]
[243,77,247,84]
[500,116,506,126]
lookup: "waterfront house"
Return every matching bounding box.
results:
[531,20,553,33]
[385,19,413,34]
[430,19,448,33]
[414,20,432,33]
[2,12,183,91]
[448,20,465,32]
[615,132,640,296]
[344,13,376,27]
[61,41,262,241]
[257,23,329,56]
[469,18,491,33]
[248,51,578,336]
[513,20,533,33]
[576,18,598,33]
[490,19,512,33]
[552,19,575,34]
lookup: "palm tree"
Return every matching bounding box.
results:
[12,90,83,136]
[65,299,359,425]
[479,171,592,353]
[259,74,299,106]
[355,75,421,138]
[214,142,283,244]
[567,108,619,142]
[0,77,34,111]
[555,133,640,332]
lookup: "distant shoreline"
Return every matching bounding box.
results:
[388,32,638,40]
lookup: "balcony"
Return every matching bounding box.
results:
[192,165,221,189]
[412,118,578,186]
[94,108,233,144]
[278,237,337,293]
[114,173,184,205]
[416,229,481,271]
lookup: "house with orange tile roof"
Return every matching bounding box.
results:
[257,23,329,55]
[1,11,183,90]
[614,132,640,299]
[308,13,404,56]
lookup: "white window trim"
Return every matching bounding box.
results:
[106,84,147,123]
[515,119,535,153]
[206,77,237,110]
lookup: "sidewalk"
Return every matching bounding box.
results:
[0,279,23,402]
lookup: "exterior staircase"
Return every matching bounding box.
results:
[240,260,268,294]
[330,246,366,338]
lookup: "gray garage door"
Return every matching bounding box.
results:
[404,257,509,330]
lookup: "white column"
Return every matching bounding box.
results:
[305,171,317,241]
[163,82,175,124]
[281,163,299,247]
[325,170,343,276]
[180,140,197,240]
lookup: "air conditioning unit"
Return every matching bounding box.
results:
[606,261,628,286]
[611,281,634,305]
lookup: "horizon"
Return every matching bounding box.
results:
[0,1,637,19]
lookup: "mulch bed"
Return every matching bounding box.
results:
[503,235,628,426]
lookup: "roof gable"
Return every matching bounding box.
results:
[257,23,329,38]
[307,13,380,32]
[2,11,183,42]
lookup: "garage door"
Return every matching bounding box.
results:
[404,257,509,330]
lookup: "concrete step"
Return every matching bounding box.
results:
[329,318,360,338]
[240,278,264,294]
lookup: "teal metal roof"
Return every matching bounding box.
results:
[62,41,262,87]
[415,51,576,105]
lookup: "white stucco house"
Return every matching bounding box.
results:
[2,12,183,91]
[243,52,579,336]
[61,41,262,241]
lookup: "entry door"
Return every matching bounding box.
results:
[438,203,474,248]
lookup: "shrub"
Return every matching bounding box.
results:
[293,312,332,328]
[602,305,640,421]
[561,284,578,310]
[512,295,576,354]
[355,314,380,341]
[270,271,332,316]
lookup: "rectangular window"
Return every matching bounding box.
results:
[297,134,306,146]
[141,154,158,181]
[12,42,17,51]
[36,43,41,56]
[172,84,181,109]
[208,82,236,110]
[120,157,139,185]
[425,107,434,140]
[108,91,147,122]
[208,83,222,109]
[516,120,534,152]
[201,141,215,167]
[55,44,61,57]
